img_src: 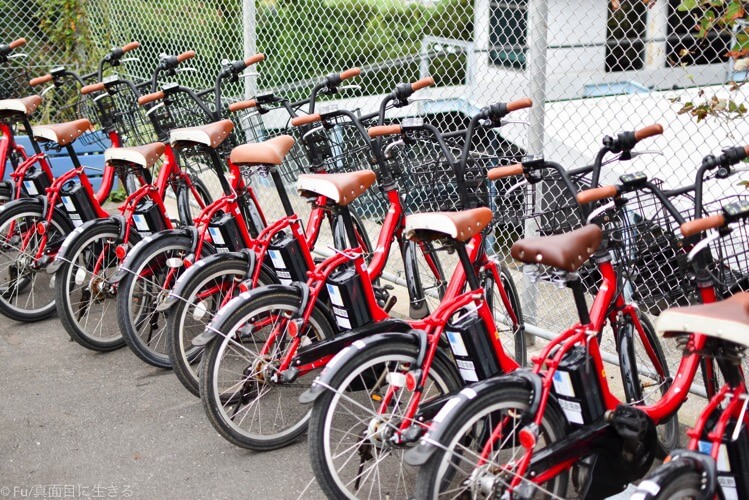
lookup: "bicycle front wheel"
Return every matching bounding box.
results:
[199,290,336,451]
[308,341,462,500]
[0,202,72,322]
[56,221,139,351]
[484,263,525,367]
[617,312,679,458]
[116,234,197,367]
[414,385,568,499]
[166,257,276,397]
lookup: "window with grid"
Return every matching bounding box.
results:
[489,0,528,70]
[606,0,646,72]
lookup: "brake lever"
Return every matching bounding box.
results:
[41,85,55,97]
[688,231,721,262]
[8,53,27,59]
[501,119,530,126]
[176,67,197,74]
[586,200,616,224]
[145,103,166,116]
[239,71,260,79]
[93,94,109,102]
[302,125,325,141]
[120,57,140,63]
[409,96,436,102]
[337,84,361,91]
[384,139,405,157]
[505,178,529,196]
[628,149,664,159]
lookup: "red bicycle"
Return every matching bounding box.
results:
[632,202,749,500]
[408,149,749,498]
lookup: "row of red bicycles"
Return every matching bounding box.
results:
[2,36,748,499]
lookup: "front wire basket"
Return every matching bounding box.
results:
[703,195,749,297]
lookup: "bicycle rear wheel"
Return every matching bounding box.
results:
[414,385,569,499]
[483,264,525,366]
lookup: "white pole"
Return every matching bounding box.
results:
[243,0,257,99]
[522,0,549,338]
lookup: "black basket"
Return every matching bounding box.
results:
[95,78,156,147]
[147,90,218,143]
[492,165,589,234]
[0,65,29,100]
[703,195,749,298]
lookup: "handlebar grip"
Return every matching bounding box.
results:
[506,98,533,113]
[577,185,619,205]
[9,38,27,50]
[633,124,663,142]
[291,114,321,127]
[228,100,257,112]
[29,74,53,87]
[680,214,726,237]
[138,91,165,106]
[177,50,196,63]
[122,41,140,53]
[411,77,435,92]
[487,164,524,181]
[244,53,265,67]
[81,82,105,95]
[368,125,402,138]
[340,67,361,81]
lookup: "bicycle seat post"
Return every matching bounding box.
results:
[268,166,295,217]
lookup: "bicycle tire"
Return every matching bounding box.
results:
[56,221,140,351]
[632,459,704,499]
[176,176,213,226]
[484,263,526,366]
[617,312,679,458]
[414,385,569,499]
[199,290,336,451]
[116,234,201,367]
[308,340,462,499]
[403,239,446,319]
[166,257,276,397]
[0,201,73,322]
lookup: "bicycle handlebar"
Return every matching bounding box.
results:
[577,185,619,205]
[367,124,401,138]
[80,82,106,95]
[634,124,663,141]
[138,90,165,106]
[228,100,257,113]
[339,67,361,81]
[291,113,322,127]
[177,50,196,63]
[121,41,140,53]
[487,164,524,180]
[29,74,53,87]
[9,38,26,50]
[681,214,726,237]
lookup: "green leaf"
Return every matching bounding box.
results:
[678,0,698,10]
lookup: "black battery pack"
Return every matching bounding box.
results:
[60,181,98,227]
[445,311,501,383]
[325,265,371,331]
[699,414,749,498]
[267,232,309,285]
[552,346,605,426]
[208,212,244,252]
[132,198,168,235]
[21,166,51,197]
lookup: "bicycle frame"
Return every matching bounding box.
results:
[491,257,705,490]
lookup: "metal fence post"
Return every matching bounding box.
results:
[522,0,549,341]
[243,0,257,99]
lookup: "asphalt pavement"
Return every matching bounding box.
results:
[0,314,326,499]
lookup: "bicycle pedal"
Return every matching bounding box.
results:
[383,295,397,313]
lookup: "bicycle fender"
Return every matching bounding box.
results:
[156,250,251,312]
[631,451,717,500]
[109,227,195,284]
[293,319,413,377]
[190,283,312,348]
[298,330,421,405]
[404,371,543,466]
[47,216,121,274]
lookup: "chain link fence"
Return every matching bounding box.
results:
[6,0,749,394]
